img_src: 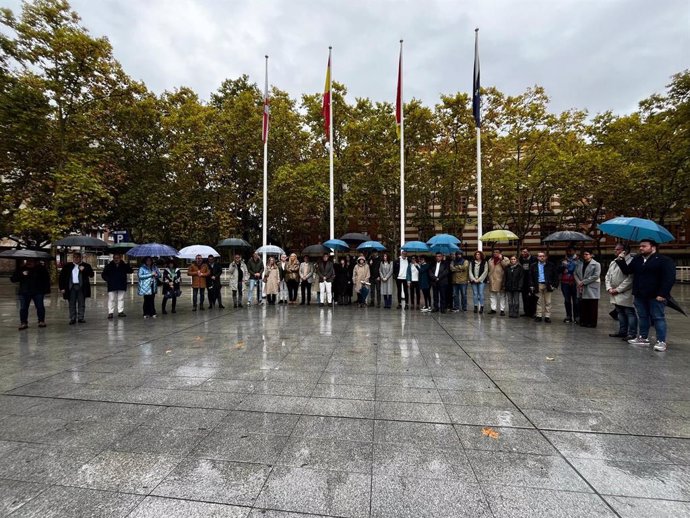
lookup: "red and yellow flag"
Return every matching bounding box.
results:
[322,52,331,139]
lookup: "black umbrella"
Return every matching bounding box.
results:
[55,236,108,248]
[543,231,593,243]
[667,295,688,317]
[0,249,54,260]
[218,238,251,248]
[302,244,330,256]
[339,232,369,245]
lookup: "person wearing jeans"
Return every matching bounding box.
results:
[247,252,264,306]
[559,248,581,323]
[11,258,51,330]
[450,251,469,312]
[469,251,487,313]
[188,255,209,311]
[605,244,637,340]
[617,239,675,351]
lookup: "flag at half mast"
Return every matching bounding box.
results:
[322,52,331,139]
[262,56,270,143]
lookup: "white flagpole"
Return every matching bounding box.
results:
[328,47,334,240]
[474,29,483,252]
[262,55,269,267]
[399,40,405,248]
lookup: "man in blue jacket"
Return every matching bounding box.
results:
[101,253,133,319]
[617,239,675,351]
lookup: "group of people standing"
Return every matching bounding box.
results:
[9,239,676,351]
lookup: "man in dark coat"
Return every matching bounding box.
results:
[368,252,381,307]
[58,252,94,324]
[11,258,51,330]
[528,251,559,323]
[315,253,335,306]
[617,239,675,351]
[429,252,450,313]
[518,248,538,317]
[101,253,133,319]
[207,255,224,309]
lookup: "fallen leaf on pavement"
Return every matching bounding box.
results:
[482,427,500,439]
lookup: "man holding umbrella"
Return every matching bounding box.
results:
[617,239,675,352]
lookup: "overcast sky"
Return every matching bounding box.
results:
[4,0,689,114]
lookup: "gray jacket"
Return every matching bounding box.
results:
[228,260,249,289]
[605,255,633,307]
[575,259,601,300]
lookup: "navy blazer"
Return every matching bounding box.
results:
[616,253,675,299]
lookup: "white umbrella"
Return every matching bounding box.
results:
[177,245,221,259]
[256,245,285,256]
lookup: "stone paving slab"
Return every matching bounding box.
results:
[0,283,689,516]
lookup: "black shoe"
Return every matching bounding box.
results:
[192,306,197,312]
[238,304,243,308]
[300,302,305,305]
[534,317,543,322]
[199,306,204,311]
[489,310,497,314]
[431,309,439,313]
[69,319,76,325]
[397,305,402,309]
[171,309,176,313]
[544,317,551,323]
[107,313,114,320]
[622,335,635,341]
[78,319,86,324]
[118,312,127,317]
[609,332,626,338]
[479,307,484,314]
[474,306,478,313]
[218,305,225,309]
[500,311,505,316]
[440,309,446,314]
[162,310,168,315]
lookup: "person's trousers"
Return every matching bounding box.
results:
[489,291,506,312]
[319,281,332,304]
[143,294,156,316]
[615,304,637,336]
[536,284,552,318]
[471,283,485,307]
[368,280,381,306]
[300,281,312,304]
[248,279,262,304]
[579,299,598,327]
[192,287,205,307]
[634,297,667,342]
[396,279,409,306]
[507,291,521,317]
[69,286,85,321]
[108,290,125,314]
[561,283,579,320]
[522,287,536,316]
[232,283,244,306]
[208,285,222,307]
[409,281,420,307]
[453,284,468,310]
[383,294,393,308]
[162,293,177,312]
[421,288,431,308]
[432,284,447,311]
[19,293,45,324]
[279,280,288,302]
[287,280,299,301]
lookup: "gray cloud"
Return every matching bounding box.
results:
[4,0,688,114]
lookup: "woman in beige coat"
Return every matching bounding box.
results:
[263,257,281,305]
[352,256,371,308]
[487,249,510,315]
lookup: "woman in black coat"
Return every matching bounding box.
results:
[503,256,525,318]
[11,258,51,330]
[334,258,350,305]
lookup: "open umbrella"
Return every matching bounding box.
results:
[543,231,593,243]
[108,242,138,254]
[598,217,674,244]
[256,245,285,256]
[357,240,386,252]
[429,242,460,255]
[480,230,518,242]
[55,235,108,248]
[323,239,349,251]
[0,249,54,260]
[426,234,461,246]
[339,232,369,245]
[401,241,431,253]
[218,238,251,248]
[178,245,221,259]
[302,244,330,256]
[127,243,178,257]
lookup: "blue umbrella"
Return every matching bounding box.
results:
[357,240,386,252]
[401,241,431,253]
[429,242,460,255]
[127,243,178,257]
[426,233,461,246]
[323,239,349,251]
[598,217,674,244]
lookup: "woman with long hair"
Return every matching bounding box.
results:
[137,256,160,318]
[469,250,488,313]
[263,256,281,305]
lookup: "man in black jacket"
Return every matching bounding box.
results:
[11,258,51,330]
[101,253,133,319]
[528,251,559,323]
[207,255,224,309]
[368,252,381,307]
[58,252,94,324]
[429,252,450,313]
[617,239,675,351]
[393,250,410,309]
[518,248,538,317]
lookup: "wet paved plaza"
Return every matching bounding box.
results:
[0,284,689,517]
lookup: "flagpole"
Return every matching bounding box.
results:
[399,40,405,248]
[474,29,483,252]
[262,55,269,267]
[328,47,334,241]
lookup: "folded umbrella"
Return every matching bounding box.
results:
[598,217,674,244]
[667,295,687,317]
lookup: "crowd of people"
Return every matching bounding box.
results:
[9,239,676,350]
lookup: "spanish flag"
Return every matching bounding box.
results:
[322,50,332,140]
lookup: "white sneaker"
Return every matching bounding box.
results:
[653,341,667,352]
[628,336,650,346]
